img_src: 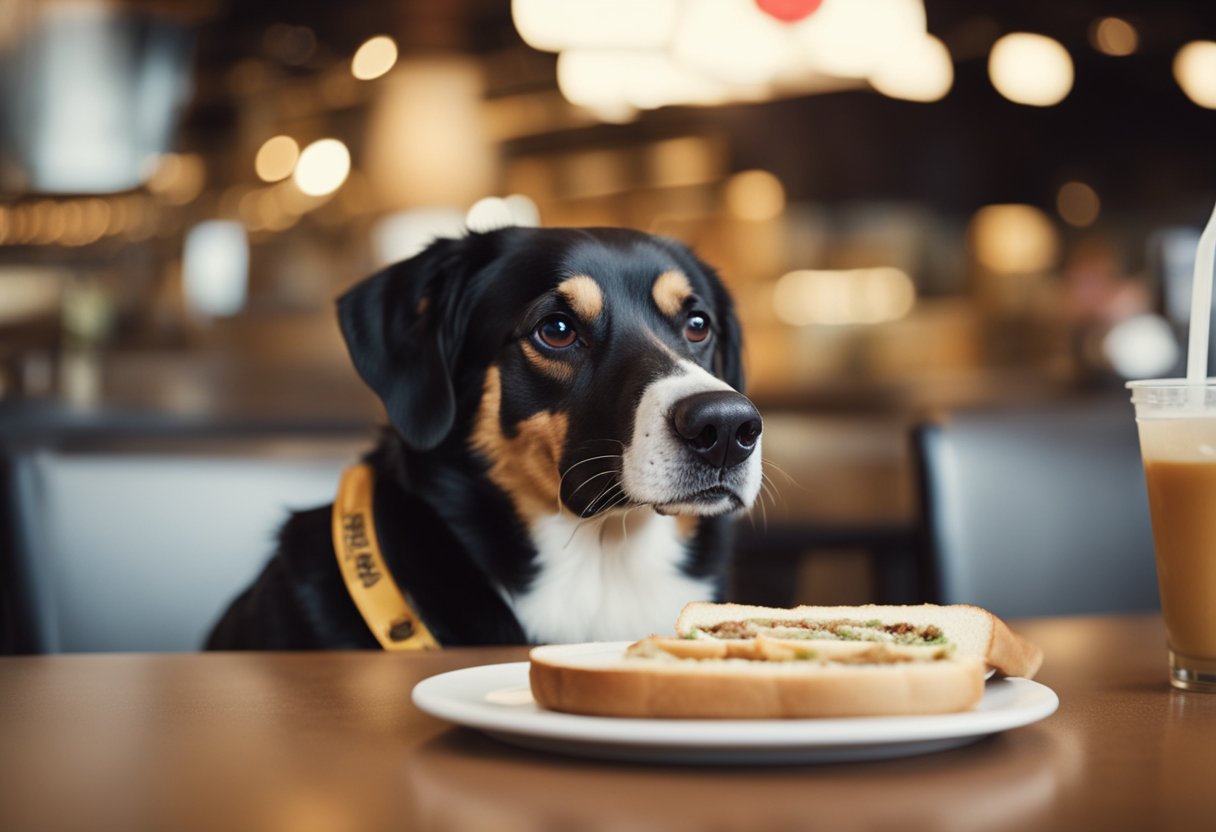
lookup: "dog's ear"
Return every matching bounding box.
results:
[337,238,472,451]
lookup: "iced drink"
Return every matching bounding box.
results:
[1129,381,1216,691]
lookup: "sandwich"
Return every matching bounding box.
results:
[528,602,1042,719]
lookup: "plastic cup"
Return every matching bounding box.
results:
[1128,379,1216,691]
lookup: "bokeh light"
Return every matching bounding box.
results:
[869,35,954,103]
[1174,41,1216,109]
[1057,181,1101,228]
[969,204,1060,273]
[1104,314,1179,378]
[351,35,398,81]
[465,197,516,232]
[1090,17,1138,57]
[988,33,1073,107]
[724,170,786,222]
[293,139,351,197]
[773,268,916,326]
[255,135,300,183]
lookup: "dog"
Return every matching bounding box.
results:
[206,226,763,649]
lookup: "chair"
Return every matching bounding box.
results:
[913,398,1160,618]
[1,432,365,653]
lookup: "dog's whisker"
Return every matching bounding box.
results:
[566,469,621,509]
[558,455,623,493]
[759,470,788,511]
[579,483,615,520]
[563,519,592,548]
[593,491,631,524]
[585,482,626,517]
[762,459,804,490]
[559,454,624,479]
[764,482,780,513]
[599,492,631,521]
[565,503,612,545]
[556,455,624,513]
[745,480,773,531]
[596,494,633,546]
[562,486,627,546]
[758,474,780,507]
[619,504,636,544]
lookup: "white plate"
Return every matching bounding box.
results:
[411,642,1059,765]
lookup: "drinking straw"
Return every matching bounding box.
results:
[1186,202,1216,399]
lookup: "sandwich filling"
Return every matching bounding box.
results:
[685,618,946,646]
[626,634,957,664]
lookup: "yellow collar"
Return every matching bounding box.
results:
[331,463,440,651]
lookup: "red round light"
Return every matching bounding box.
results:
[755,0,823,24]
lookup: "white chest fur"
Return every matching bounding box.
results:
[504,510,714,644]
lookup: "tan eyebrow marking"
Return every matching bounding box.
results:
[652,269,692,317]
[557,274,604,321]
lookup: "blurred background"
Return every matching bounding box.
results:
[2,0,1210,652]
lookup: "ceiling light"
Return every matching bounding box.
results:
[869,34,953,102]
[363,59,495,210]
[254,135,299,183]
[351,35,398,81]
[293,139,350,197]
[671,0,788,86]
[1090,17,1138,57]
[1174,42,1216,109]
[557,49,729,111]
[511,0,678,51]
[796,0,927,79]
[988,33,1073,107]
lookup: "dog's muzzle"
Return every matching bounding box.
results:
[671,390,762,470]
[618,361,765,516]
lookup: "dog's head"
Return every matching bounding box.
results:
[338,227,762,522]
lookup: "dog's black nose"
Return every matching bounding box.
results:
[671,391,762,469]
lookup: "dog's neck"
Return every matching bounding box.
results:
[504,508,715,644]
[372,430,721,644]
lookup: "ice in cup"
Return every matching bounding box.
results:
[1128,380,1216,691]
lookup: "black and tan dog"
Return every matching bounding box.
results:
[206,227,763,649]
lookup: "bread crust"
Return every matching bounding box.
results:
[529,646,986,719]
[985,614,1044,679]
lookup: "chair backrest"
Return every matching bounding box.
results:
[3,436,363,653]
[914,399,1160,618]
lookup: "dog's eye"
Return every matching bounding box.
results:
[534,315,579,350]
[685,312,711,343]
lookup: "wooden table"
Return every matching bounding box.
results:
[1,615,1213,832]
